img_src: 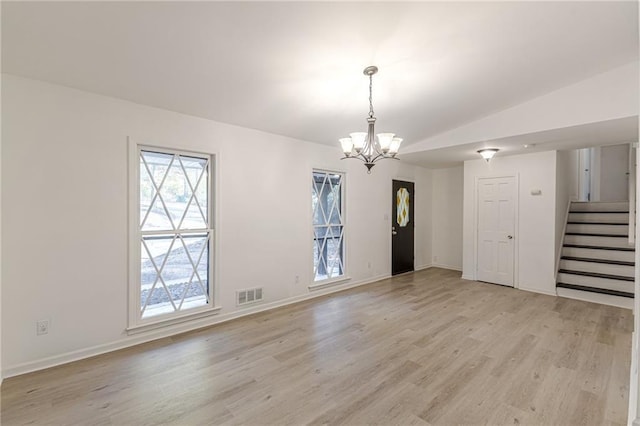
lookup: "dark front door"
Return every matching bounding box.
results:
[392,180,415,275]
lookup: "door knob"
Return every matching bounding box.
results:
[507,235,513,239]
[392,231,398,235]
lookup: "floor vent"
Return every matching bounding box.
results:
[237,287,264,306]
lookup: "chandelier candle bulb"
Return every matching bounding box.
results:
[338,66,403,173]
[389,138,402,156]
[377,133,395,153]
[340,138,354,156]
[350,132,367,153]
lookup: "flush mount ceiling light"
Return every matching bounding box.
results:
[339,66,402,173]
[477,148,499,162]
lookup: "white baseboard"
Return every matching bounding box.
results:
[431,263,462,272]
[461,274,474,281]
[415,264,432,271]
[518,286,558,297]
[629,332,638,425]
[3,273,390,379]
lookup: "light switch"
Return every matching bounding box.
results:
[530,189,542,196]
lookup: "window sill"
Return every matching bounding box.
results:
[308,276,351,291]
[126,306,222,335]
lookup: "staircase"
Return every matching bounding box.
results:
[556,201,635,309]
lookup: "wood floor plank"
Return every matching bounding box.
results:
[0,268,632,425]
[570,389,606,425]
[503,347,555,413]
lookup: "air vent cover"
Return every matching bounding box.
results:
[237,287,264,306]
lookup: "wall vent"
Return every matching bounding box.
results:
[237,287,264,306]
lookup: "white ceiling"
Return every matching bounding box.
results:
[401,116,639,169]
[2,1,638,166]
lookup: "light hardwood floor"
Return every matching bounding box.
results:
[1,268,633,425]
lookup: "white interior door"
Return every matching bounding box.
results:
[477,176,515,287]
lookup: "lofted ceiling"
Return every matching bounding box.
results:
[2,1,638,167]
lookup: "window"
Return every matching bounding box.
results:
[312,170,345,281]
[130,146,214,327]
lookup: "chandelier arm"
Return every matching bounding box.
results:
[340,155,366,163]
[371,138,385,157]
[360,152,373,163]
[368,153,386,163]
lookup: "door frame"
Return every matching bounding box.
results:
[472,174,519,288]
[391,177,416,275]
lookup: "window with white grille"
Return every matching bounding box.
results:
[312,170,345,281]
[130,146,214,326]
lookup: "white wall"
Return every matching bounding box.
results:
[431,166,463,270]
[0,3,3,381]
[555,150,578,269]
[1,74,432,376]
[413,168,433,271]
[567,149,580,203]
[599,143,629,201]
[462,151,558,295]
[632,126,640,426]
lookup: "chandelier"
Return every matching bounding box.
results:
[339,66,402,173]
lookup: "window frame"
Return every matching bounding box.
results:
[311,168,348,287]
[127,140,219,333]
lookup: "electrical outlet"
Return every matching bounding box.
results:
[295,275,300,284]
[367,261,371,269]
[36,319,49,336]
[433,256,438,263]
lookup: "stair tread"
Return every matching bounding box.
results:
[567,222,628,225]
[558,269,634,281]
[563,244,635,252]
[560,256,635,266]
[569,211,630,214]
[556,282,634,298]
[565,232,628,237]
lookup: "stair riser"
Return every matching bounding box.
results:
[556,288,633,309]
[562,247,635,262]
[564,235,631,248]
[565,224,628,235]
[571,201,629,212]
[557,272,634,292]
[559,260,634,277]
[568,212,629,223]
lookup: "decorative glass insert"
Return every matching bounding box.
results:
[138,149,212,319]
[312,171,345,281]
[397,187,410,227]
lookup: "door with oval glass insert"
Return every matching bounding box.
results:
[392,180,415,275]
